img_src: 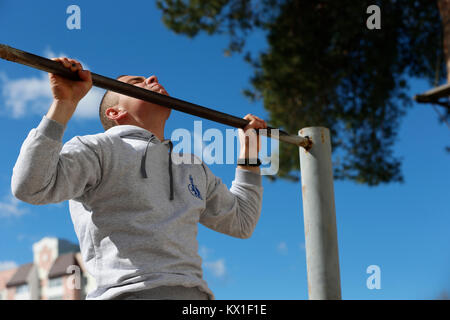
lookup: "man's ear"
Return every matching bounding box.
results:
[105,106,127,122]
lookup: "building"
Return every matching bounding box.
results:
[0,237,96,300]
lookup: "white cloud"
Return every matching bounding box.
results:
[199,245,213,260]
[0,195,27,217]
[277,241,288,255]
[204,259,226,278]
[43,48,68,61]
[0,49,104,120]
[199,245,227,279]
[16,234,42,243]
[0,72,52,118]
[0,261,17,271]
[75,86,105,119]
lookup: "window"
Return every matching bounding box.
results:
[48,277,63,288]
[15,284,28,294]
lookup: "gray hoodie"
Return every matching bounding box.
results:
[11,116,263,300]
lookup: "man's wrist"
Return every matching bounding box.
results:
[46,99,78,126]
[237,158,261,166]
[237,156,261,173]
[237,165,260,174]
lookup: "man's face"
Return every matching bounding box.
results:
[119,75,169,96]
[115,75,171,121]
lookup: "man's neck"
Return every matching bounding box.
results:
[140,120,166,141]
[148,125,165,142]
[119,118,166,141]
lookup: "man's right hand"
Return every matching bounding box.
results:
[46,57,92,125]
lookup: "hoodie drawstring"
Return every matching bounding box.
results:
[141,137,174,201]
[168,141,174,201]
[140,137,155,179]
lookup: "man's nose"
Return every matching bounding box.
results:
[145,75,158,85]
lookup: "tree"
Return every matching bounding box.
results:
[157,0,446,185]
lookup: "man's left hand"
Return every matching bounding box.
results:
[238,114,267,172]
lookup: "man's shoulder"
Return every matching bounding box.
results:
[64,131,114,152]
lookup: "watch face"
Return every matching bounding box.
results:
[238,158,261,166]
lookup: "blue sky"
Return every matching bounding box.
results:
[0,1,449,300]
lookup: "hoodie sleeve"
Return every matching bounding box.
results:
[11,116,102,205]
[199,165,263,239]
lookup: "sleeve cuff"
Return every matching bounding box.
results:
[235,168,262,186]
[36,116,66,141]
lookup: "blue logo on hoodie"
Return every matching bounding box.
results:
[188,175,203,200]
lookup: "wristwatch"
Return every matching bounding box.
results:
[237,158,262,167]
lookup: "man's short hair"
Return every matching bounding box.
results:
[98,75,127,131]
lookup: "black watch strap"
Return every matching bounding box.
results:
[237,158,262,167]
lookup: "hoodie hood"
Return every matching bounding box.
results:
[106,125,161,141]
[106,125,174,201]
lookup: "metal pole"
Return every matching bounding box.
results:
[0,43,310,148]
[298,127,341,300]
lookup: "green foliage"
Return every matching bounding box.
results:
[157,0,445,185]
